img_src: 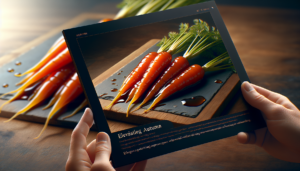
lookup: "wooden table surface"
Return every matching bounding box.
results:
[1,1,300,170]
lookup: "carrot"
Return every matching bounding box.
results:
[126,23,196,115]
[134,20,222,111]
[145,52,233,112]
[17,40,67,77]
[134,56,189,110]
[126,81,140,103]
[62,98,88,120]
[4,64,74,122]
[126,52,172,116]
[105,52,158,109]
[27,80,44,101]
[0,48,72,99]
[35,72,83,139]
[145,64,204,112]
[15,72,36,86]
[42,84,65,110]
[0,77,46,113]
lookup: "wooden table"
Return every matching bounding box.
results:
[0,1,300,170]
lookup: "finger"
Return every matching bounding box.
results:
[70,108,94,154]
[237,132,256,144]
[251,84,298,111]
[241,81,281,120]
[91,132,114,171]
[87,139,96,163]
[132,160,147,171]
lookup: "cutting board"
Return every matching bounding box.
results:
[93,39,244,126]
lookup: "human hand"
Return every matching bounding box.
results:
[66,108,147,171]
[238,81,300,163]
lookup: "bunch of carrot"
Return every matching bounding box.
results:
[106,19,234,115]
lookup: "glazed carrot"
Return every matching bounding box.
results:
[145,64,204,112]
[15,72,36,86]
[126,52,172,116]
[17,40,67,77]
[0,78,46,113]
[0,48,72,99]
[62,98,88,120]
[27,81,44,101]
[145,52,233,112]
[35,72,83,139]
[105,52,158,109]
[134,56,189,110]
[5,64,74,122]
[43,84,65,110]
[133,20,221,110]
[126,81,141,103]
[126,23,195,115]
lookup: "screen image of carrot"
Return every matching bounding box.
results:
[106,22,195,111]
[144,52,234,112]
[4,64,75,122]
[133,19,225,111]
[35,72,83,139]
[126,20,221,115]
[126,81,141,103]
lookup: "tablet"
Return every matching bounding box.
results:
[63,1,265,167]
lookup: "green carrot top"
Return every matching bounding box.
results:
[183,19,223,59]
[202,52,235,72]
[115,0,211,19]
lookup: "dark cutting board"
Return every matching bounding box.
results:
[0,13,115,130]
[93,39,242,126]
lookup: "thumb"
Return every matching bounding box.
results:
[92,132,113,170]
[241,81,276,118]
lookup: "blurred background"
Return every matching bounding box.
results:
[0,0,299,57]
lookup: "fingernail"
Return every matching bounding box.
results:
[97,132,108,142]
[242,81,254,92]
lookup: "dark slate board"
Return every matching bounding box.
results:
[95,43,233,118]
[0,20,100,126]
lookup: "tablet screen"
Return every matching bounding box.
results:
[64,1,265,167]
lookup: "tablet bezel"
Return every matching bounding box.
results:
[63,1,265,167]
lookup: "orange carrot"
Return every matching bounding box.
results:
[0,48,72,100]
[126,81,140,103]
[0,78,46,113]
[62,98,88,120]
[145,52,233,112]
[134,56,189,110]
[35,72,83,139]
[43,84,65,110]
[5,64,74,122]
[15,72,36,86]
[127,52,172,116]
[145,64,205,112]
[105,52,158,109]
[17,40,67,77]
